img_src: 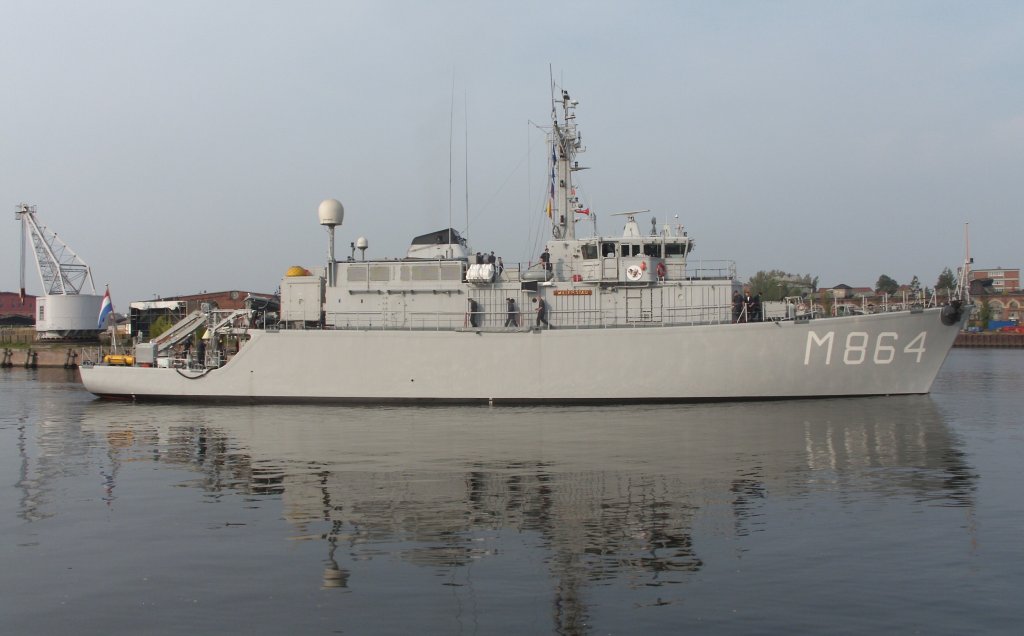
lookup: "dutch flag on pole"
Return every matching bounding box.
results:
[97,287,113,329]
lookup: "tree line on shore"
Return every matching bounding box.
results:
[747,267,959,302]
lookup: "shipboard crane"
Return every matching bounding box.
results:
[15,203,103,339]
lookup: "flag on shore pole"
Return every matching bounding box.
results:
[97,287,113,329]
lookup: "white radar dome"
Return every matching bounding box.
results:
[355,236,368,250]
[318,199,345,227]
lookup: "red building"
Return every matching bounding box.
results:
[972,268,1020,293]
[0,291,37,326]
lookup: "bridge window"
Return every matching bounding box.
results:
[643,243,662,257]
[665,242,690,257]
[581,244,598,260]
[602,242,616,257]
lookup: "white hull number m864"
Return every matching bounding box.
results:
[804,331,927,366]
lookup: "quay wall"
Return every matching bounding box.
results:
[1,343,109,369]
[954,333,1024,348]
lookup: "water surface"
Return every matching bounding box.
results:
[2,350,1022,634]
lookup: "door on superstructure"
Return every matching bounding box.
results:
[601,242,618,281]
[626,288,660,323]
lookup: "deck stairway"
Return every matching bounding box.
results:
[151,310,207,353]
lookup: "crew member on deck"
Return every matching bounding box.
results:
[505,298,518,327]
[468,298,481,328]
[533,297,549,328]
[540,248,551,273]
[751,293,763,322]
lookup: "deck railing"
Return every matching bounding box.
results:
[311,302,735,332]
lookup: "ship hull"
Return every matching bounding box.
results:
[80,307,965,403]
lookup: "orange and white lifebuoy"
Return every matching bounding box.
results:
[656,262,667,278]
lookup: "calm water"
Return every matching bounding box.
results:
[2,350,1022,635]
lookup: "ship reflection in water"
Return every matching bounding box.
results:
[73,397,973,631]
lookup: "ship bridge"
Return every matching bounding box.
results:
[544,212,699,285]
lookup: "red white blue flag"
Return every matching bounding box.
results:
[97,287,113,329]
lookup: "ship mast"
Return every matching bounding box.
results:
[549,86,585,240]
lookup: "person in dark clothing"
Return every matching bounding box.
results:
[505,298,518,327]
[533,297,549,328]
[487,251,496,264]
[751,293,763,322]
[475,252,483,265]
[732,290,743,323]
[468,298,481,328]
[540,248,551,273]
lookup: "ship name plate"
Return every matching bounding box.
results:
[554,289,593,296]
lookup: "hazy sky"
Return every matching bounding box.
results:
[4,1,1022,304]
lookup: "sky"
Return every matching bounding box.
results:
[3,0,1023,305]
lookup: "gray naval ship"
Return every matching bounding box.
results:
[81,87,971,403]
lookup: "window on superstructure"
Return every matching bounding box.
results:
[440,263,462,281]
[581,244,598,260]
[620,244,639,257]
[602,242,616,257]
[643,243,662,257]
[665,242,690,257]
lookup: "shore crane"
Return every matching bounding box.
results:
[15,203,104,339]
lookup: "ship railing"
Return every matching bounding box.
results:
[316,306,740,331]
[864,290,934,314]
[322,310,468,331]
[536,305,734,328]
[662,304,734,326]
[682,259,737,281]
[496,263,520,282]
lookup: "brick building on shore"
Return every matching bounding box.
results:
[130,290,273,339]
[0,291,37,326]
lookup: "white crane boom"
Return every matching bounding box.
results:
[16,203,96,296]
